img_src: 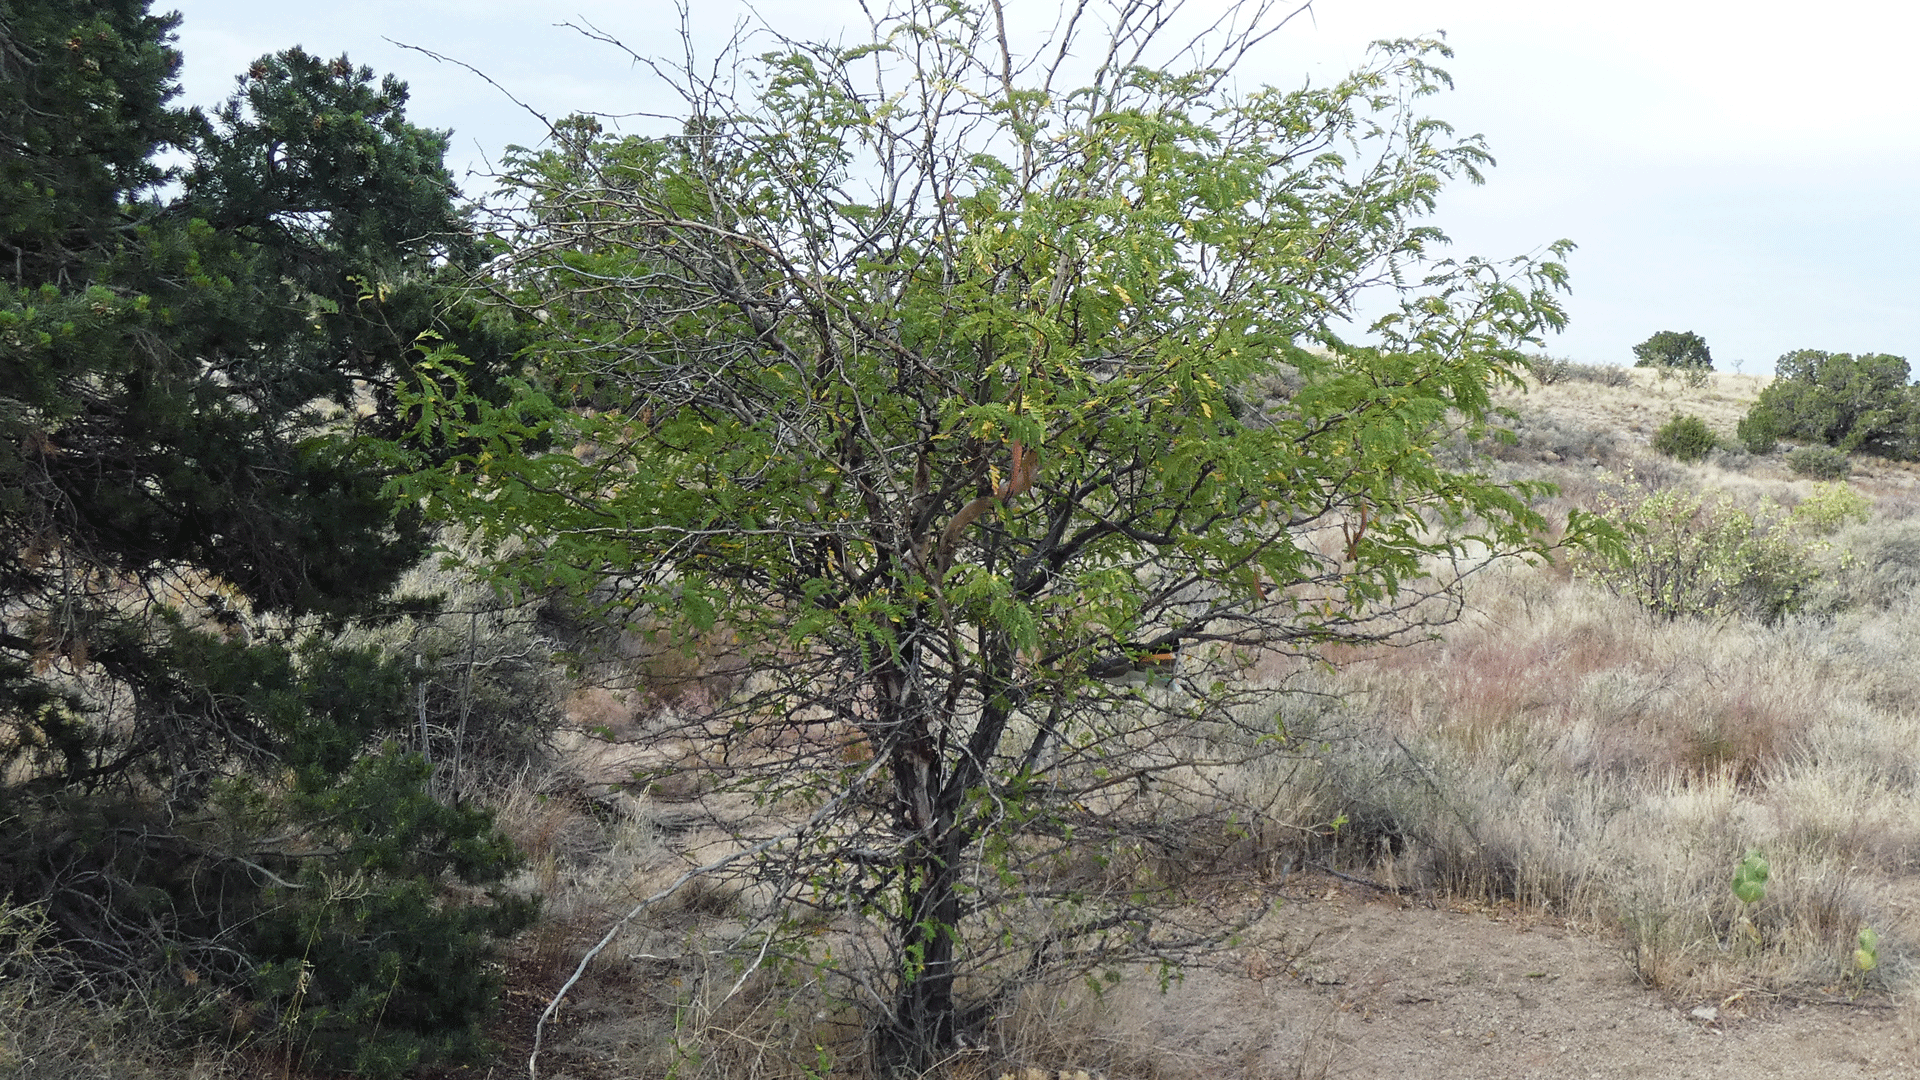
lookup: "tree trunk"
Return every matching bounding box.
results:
[883,826,965,1072]
[870,609,966,1070]
[875,628,1019,1071]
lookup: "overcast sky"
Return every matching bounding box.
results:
[163,0,1918,373]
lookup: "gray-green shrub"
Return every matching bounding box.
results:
[1736,409,1779,455]
[1787,445,1852,480]
[1530,355,1632,388]
[1579,481,1826,624]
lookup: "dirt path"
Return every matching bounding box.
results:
[1125,872,1917,1079]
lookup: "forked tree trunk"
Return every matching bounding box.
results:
[874,627,1020,1072]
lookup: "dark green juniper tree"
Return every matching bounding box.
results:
[1743,349,1917,458]
[1,3,532,1074]
[1632,329,1714,372]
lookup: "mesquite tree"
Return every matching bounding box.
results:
[401,0,1583,1067]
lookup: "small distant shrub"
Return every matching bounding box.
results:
[1242,364,1305,403]
[1579,481,1826,624]
[1573,362,1634,388]
[1652,414,1715,462]
[1709,445,1755,474]
[1787,445,1851,480]
[1528,355,1631,388]
[1735,409,1779,455]
[1528,355,1570,384]
[1790,482,1871,536]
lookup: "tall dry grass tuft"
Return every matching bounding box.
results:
[0,900,248,1079]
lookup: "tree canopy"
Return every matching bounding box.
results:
[396,1,1584,1068]
[1745,349,1916,458]
[1633,329,1713,371]
[1,3,531,1073]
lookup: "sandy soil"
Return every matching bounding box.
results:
[1132,871,1917,1080]
[500,868,1918,1080]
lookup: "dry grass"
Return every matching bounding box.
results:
[496,365,1920,1074]
[1232,369,1920,1007]
[29,367,1912,1078]
[399,368,1920,1078]
[0,901,253,1080]
[1288,570,1920,990]
[1500,368,1770,451]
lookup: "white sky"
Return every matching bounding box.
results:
[164,0,1919,373]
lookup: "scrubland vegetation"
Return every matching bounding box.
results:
[410,368,1920,1080]
[11,1,1920,1078]
[23,366,1909,1080]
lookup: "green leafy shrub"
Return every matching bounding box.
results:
[396,14,1585,1067]
[1789,483,1871,536]
[1787,445,1852,480]
[1748,350,1916,458]
[1652,414,1716,462]
[1579,480,1827,624]
[1735,409,1780,454]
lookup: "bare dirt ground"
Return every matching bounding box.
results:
[492,867,1918,1080]
[1130,870,1917,1080]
